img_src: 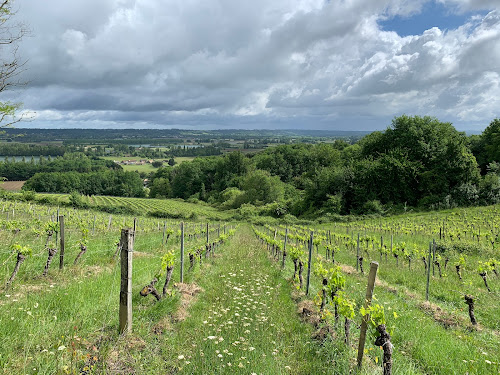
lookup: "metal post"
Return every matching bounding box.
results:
[306,231,314,295]
[426,242,432,301]
[59,216,65,270]
[282,227,288,268]
[356,233,360,271]
[432,239,436,276]
[180,222,185,283]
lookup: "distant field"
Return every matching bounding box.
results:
[174,156,195,163]
[101,156,195,172]
[0,180,25,191]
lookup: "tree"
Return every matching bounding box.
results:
[236,169,284,206]
[0,1,29,127]
[475,119,500,172]
[357,115,480,208]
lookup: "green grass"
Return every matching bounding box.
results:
[0,198,499,374]
[255,223,500,374]
[154,226,348,374]
[174,157,196,164]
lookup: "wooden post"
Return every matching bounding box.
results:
[162,222,166,245]
[357,261,379,369]
[59,216,65,270]
[108,215,112,231]
[119,229,133,334]
[306,231,313,296]
[426,242,432,301]
[356,234,360,271]
[180,222,185,283]
[92,215,96,235]
[206,222,209,244]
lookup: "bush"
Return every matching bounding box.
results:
[36,195,58,205]
[238,204,257,219]
[359,200,385,215]
[68,191,88,208]
[20,190,36,201]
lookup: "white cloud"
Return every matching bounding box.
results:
[7,0,499,130]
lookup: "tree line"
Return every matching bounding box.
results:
[147,116,500,218]
[0,153,119,180]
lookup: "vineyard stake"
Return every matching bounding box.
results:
[92,215,96,235]
[59,216,65,270]
[390,235,393,261]
[133,217,137,244]
[357,261,379,369]
[356,233,360,271]
[306,231,313,296]
[206,222,209,244]
[119,229,133,334]
[180,222,185,283]
[432,239,436,276]
[162,222,166,244]
[282,227,288,268]
[426,242,432,301]
[108,215,112,231]
[55,214,59,246]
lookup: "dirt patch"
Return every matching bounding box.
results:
[312,324,335,341]
[171,283,203,322]
[297,300,321,328]
[0,181,25,191]
[105,336,146,375]
[418,301,462,328]
[133,251,152,258]
[290,289,305,302]
[340,265,356,275]
[152,316,173,335]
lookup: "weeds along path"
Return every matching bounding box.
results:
[155,225,339,375]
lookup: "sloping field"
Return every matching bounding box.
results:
[0,181,25,191]
[36,193,233,221]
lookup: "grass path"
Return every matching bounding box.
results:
[148,225,345,374]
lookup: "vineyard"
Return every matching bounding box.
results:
[34,193,233,220]
[0,198,499,374]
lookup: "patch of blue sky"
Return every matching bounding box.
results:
[379,1,490,36]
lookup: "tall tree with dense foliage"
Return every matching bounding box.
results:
[473,119,500,172]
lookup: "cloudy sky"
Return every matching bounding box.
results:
[6,0,500,130]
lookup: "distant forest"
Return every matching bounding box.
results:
[3,115,499,219]
[147,116,500,218]
[0,128,368,144]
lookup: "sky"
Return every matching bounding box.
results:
[5,0,500,131]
